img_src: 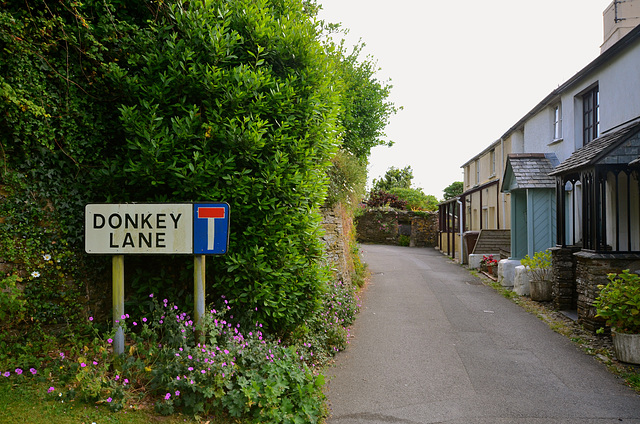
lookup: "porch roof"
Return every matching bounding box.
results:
[501,153,558,192]
[549,120,640,176]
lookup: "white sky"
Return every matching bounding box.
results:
[317,0,613,199]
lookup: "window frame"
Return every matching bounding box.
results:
[553,104,563,141]
[582,86,599,145]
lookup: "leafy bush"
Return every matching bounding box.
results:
[521,250,552,282]
[326,150,368,207]
[0,0,344,334]
[595,270,640,334]
[366,190,407,209]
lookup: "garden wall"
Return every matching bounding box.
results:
[551,247,640,332]
[354,209,437,247]
[320,203,354,285]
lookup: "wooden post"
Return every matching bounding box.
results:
[112,255,125,355]
[194,255,206,343]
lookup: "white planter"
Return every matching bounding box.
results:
[498,259,520,287]
[513,265,531,296]
[612,331,640,365]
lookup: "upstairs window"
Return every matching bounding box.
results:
[553,104,562,140]
[475,159,480,185]
[583,86,599,144]
[490,149,496,176]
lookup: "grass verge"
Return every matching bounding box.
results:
[0,380,215,424]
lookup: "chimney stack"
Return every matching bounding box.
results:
[601,0,640,53]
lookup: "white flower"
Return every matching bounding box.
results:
[31,271,40,278]
[43,254,51,261]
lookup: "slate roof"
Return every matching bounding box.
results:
[502,153,558,191]
[550,121,640,176]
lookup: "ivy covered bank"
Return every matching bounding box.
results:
[0,0,396,421]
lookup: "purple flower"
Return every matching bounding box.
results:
[15,368,23,375]
[149,293,154,298]
[48,387,55,393]
[142,317,147,323]
[89,317,93,321]
[3,372,10,377]
[107,397,112,403]
[107,338,113,344]
[175,390,180,396]
[29,368,37,375]
[164,393,171,400]
[80,363,86,368]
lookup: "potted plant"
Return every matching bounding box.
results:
[521,250,552,301]
[480,255,498,276]
[594,270,640,364]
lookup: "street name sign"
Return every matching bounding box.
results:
[85,203,229,255]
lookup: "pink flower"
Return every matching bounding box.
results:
[47,387,55,393]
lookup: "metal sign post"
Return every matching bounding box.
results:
[112,255,125,355]
[194,255,206,343]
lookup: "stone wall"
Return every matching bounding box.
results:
[320,203,353,285]
[355,209,437,247]
[575,252,640,332]
[550,246,580,311]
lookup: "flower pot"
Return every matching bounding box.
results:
[530,279,552,302]
[487,265,496,277]
[612,331,640,365]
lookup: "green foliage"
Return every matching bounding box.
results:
[0,0,350,334]
[389,187,438,211]
[372,166,413,192]
[521,250,552,282]
[326,150,368,207]
[442,181,464,200]
[595,270,640,334]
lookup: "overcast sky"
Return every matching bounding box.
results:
[317,0,613,198]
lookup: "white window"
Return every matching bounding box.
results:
[553,104,562,140]
[490,149,496,176]
[475,159,480,185]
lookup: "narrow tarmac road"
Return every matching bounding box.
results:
[324,245,640,424]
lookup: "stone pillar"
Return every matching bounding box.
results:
[575,252,640,332]
[549,246,580,311]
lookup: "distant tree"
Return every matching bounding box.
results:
[333,41,399,163]
[372,166,413,192]
[389,187,438,211]
[443,181,464,200]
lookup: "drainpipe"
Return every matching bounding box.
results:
[457,197,464,263]
[501,138,506,228]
